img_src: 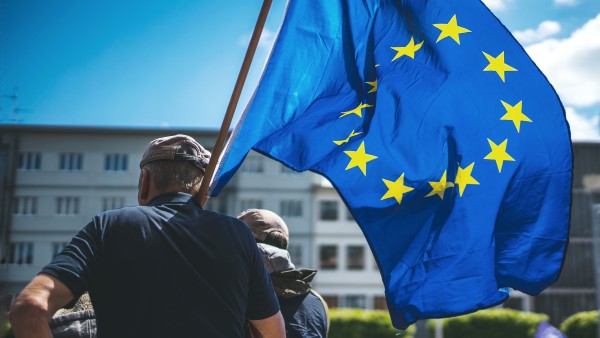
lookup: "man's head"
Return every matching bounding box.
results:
[238,209,289,250]
[138,134,211,204]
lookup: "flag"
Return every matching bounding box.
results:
[211,0,572,329]
[535,322,567,338]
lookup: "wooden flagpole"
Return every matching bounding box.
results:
[198,0,273,207]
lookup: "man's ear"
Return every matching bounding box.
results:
[138,168,150,205]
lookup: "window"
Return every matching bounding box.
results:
[13,196,37,215]
[373,296,387,310]
[52,242,69,258]
[56,197,80,215]
[241,157,264,174]
[59,153,83,171]
[322,295,339,308]
[104,154,128,172]
[240,199,263,212]
[288,244,303,266]
[204,197,229,215]
[280,164,300,176]
[217,199,228,214]
[319,201,338,220]
[345,295,367,309]
[346,208,354,221]
[319,245,338,270]
[0,242,33,265]
[280,200,303,218]
[102,197,125,211]
[346,245,365,270]
[18,152,41,170]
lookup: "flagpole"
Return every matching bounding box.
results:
[198,0,273,207]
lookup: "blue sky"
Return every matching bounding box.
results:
[2,0,600,139]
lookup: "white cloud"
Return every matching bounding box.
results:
[258,28,276,49]
[554,0,578,6]
[525,14,600,108]
[513,21,561,45]
[481,0,512,11]
[238,28,277,52]
[565,107,600,141]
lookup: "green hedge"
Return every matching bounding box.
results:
[428,308,548,338]
[3,319,14,338]
[560,310,598,338]
[329,308,414,338]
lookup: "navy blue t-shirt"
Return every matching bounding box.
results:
[42,192,279,338]
[279,291,328,338]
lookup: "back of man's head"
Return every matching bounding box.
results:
[139,134,211,194]
[237,209,289,250]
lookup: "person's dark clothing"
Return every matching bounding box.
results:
[258,244,329,337]
[279,288,329,338]
[42,192,279,338]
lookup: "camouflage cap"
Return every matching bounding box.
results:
[139,134,211,172]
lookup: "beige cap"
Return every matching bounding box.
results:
[238,209,289,243]
[139,134,211,172]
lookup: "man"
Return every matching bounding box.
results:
[9,134,285,338]
[238,209,329,338]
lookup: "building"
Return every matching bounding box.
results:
[0,127,216,295]
[0,125,386,309]
[0,125,598,325]
[533,142,600,324]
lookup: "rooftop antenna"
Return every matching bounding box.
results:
[0,87,33,123]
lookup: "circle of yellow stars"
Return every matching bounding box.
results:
[328,13,534,205]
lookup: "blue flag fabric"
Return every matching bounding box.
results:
[211,0,572,329]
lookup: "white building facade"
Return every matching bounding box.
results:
[0,125,386,310]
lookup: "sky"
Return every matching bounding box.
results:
[1,0,600,140]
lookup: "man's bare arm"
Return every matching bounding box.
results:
[9,274,74,338]
[249,310,286,338]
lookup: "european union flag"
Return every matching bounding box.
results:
[211,0,572,329]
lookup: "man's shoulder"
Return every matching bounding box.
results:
[98,205,149,222]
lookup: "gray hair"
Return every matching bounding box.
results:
[143,160,204,194]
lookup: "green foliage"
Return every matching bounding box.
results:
[3,319,14,338]
[560,310,598,338]
[427,308,549,338]
[329,308,415,338]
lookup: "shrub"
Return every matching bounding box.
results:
[560,310,598,338]
[428,308,549,338]
[329,308,415,338]
[3,320,14,338]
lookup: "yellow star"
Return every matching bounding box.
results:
[500,100,532,132]
[454,162,480,197]
[391,37,424,61]
[433,15,471,44]
[340,103,373,118]
[483,51,517,82]
[344,141,378,176]
[366,80,378,93]
[381,173,414,205]
[425,170,454,199]
[333,130,363,146]
[484,138,515,173]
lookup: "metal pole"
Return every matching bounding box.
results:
[198,0,273,207]
[435,319,443,338]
